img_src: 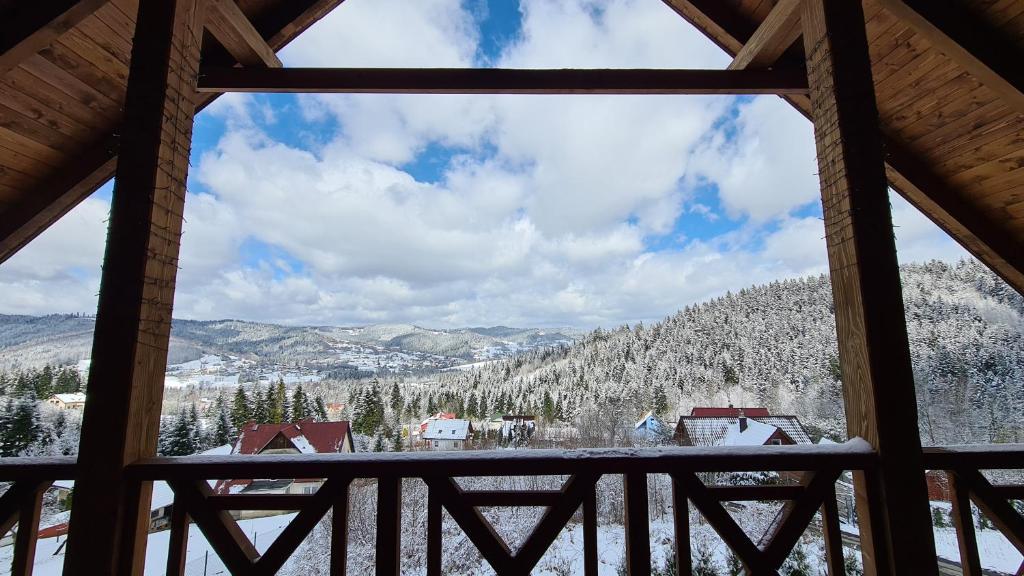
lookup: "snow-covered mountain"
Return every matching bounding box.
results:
[0,316,580,374]
[420,259,1024,445]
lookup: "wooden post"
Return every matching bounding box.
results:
[821,485,846,576]
[11,483,46,576]
[375,477,401,576]
[802,1,937,574]
[948,472,982,576]
[62,0,204,573]
[426,485,442,576]
[331,483,350,576]
[583,484,598,576]
[624,473,650,576]
[671,476,692,575]
[165,502,190,576]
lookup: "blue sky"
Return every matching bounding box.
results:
[0,0,965,328]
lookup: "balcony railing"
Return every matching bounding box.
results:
[1,442,1022,575]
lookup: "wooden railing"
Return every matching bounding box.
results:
[0,442,1022,575]
[921,446,1024,576]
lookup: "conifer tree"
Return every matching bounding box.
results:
[273,378,289,423]
[314,395,328,422]
[264,386,278,424]
[252,384,269,424]
[389,382,402,416]
[213,392,233,446]
[231,386,251,430]
[292,385,308,421]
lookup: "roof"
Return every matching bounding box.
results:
[422,418,472,440]
[675,415,812,446]
[233,420,352,455]
[0,0,345,262]
[664,0,1024,293]
[51,393,86,403]
[721,418,778,446]
[690,407,770,417]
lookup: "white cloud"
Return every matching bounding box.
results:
[0,0,979,329]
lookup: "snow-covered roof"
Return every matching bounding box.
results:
[675,415,811,446]
[722,418,777,446]
[635,411,654,429]
[422,418,471,440]
[51,393,85,403]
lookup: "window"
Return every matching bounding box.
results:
[769,439,782,446]
[302,486,316,494]
[434,441,438,447]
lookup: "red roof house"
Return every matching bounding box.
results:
[690,406,771,418]
[215,420,354,495]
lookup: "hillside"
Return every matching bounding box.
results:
[0,316,579,373]
[424,260,1024,445]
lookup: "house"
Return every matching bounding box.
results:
[419,411,457,434]
[634,410,672,439]
[46,393,86,410]
[674,407,812,447]
[325,402,346,420]
[422,418,473,450]
[500,415,536,446]
[214,420,354,497]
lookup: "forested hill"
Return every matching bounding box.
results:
[432,260,1024,445]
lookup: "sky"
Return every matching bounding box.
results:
[0,0,968,329]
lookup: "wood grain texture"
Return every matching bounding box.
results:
[729,0,802,70]
[206,0,282,68]
[61,0,205,573]
[0,0,110,76]
[802,1,937,574]
[197,66,810,95]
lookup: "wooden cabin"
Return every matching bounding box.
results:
[1,1,1023,575]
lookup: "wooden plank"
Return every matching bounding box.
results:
[513,473,601,574]
[254,478,344,576]
[883,137,1024,295]
[206,0,282,68]
[583,485,598,576]
[729,0,802,70]
[673,471,772,574]
[761,469,841,569]
[877,0,1024,116]
[197,67,811,95]
[802,1,938,575]
[821,485,846,576]
[461,490,562,507]
[166,480,259,573]
[671,476,692,576]
[330,483,350,576]
[706,484,805,501]
[125,442,879,481]
[958,469,1024,555]
[426,485,441,576]
[0,0,109,76]
[624,473,651,576]
[206,493,315,510]
[663,0,1024,296]
[948,472,982,576]
[60,0,205,573]
[165,499,189,576]
[921,445,1024,471]
[375,477,401,576]
[11,482,48,576]
[424,477,514,574]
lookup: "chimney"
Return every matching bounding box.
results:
[738,409,747,432]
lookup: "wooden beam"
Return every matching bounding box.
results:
[820,485,846,576]
[0,0,109,76]
[11,482,47,576]
[197,67,810,95]
[165,501,190,576]
[513,473,600,574]
[877,0,1024,116]
[166,480,260,573]
[61,0,205,573]
[205,0,282,68]
[583,485,598,576]
[728,0,802,70]
[254,478,344,576]
[671,477,692,576]
[375,477,401,576]
[426,486,441,576]
[948,472,982,576]
[802,1,937,574]
[665,0,1024,296]
[331,481,350,576]
[624,473,651,576]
